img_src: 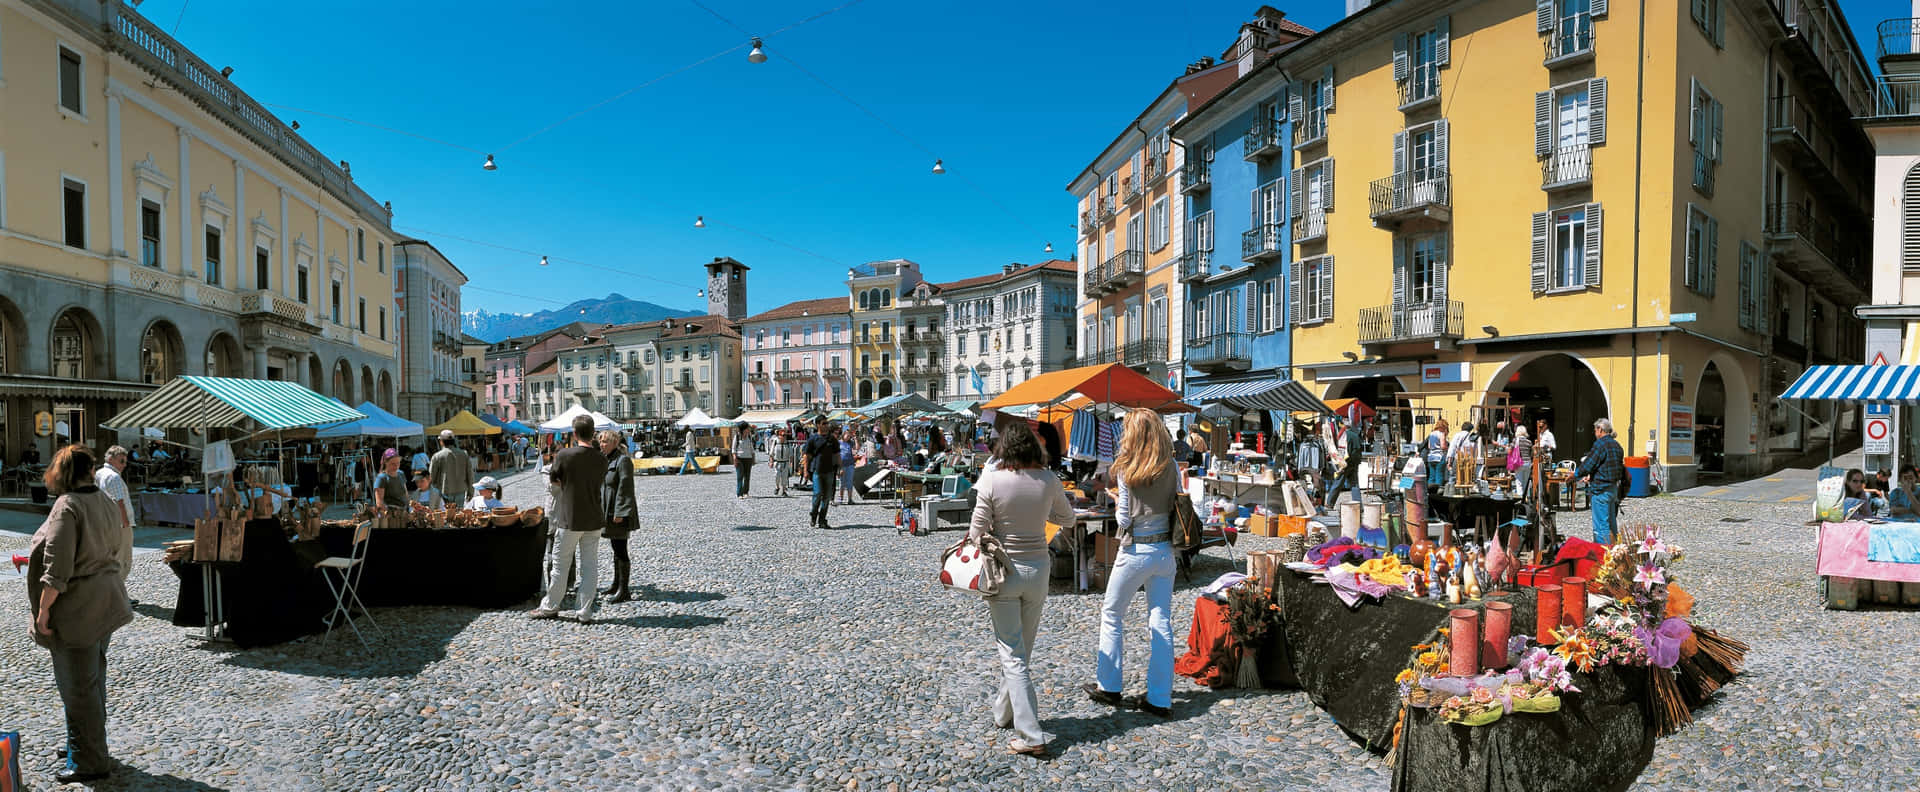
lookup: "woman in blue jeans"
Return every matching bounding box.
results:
[1084,408,1180,718]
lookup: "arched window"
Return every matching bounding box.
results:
[858,292,870,310]
[50,311,90,379]
[1904,164,1920,274]
[881,289,892,307]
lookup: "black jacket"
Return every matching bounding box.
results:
[600,449,637,540]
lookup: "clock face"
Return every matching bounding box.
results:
[710,273,727,300]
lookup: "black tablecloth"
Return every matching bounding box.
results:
[1429,494,1518,539]
[311,521,546,609]
[170,518,329,648]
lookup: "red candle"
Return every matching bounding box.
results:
[1449,609,1480,677]
[1559,576,1587,630]
[1535,584,1562,644]
[1481,601,1513,671]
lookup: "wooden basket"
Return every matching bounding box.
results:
[489,507,521,527]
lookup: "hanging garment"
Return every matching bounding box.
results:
[1095,419,1119,463]
[1068,409,1099,462]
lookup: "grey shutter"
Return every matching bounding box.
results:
[1291,167,1305,218]
[1755,265,1769,334]
[1691,0,1707,27]
[1589,78,1607,145]
[1583,203,1604,288]
[1712,0,1724,46]
[1537,0,1555,32]
[1434,235,1450,300]
[1688,80,1701,146]
[1535,91,1552,157]
[1288,82,1305,124]
[1318,256,1336,323]
[1288,261,1304,328]
[1324,159,1335,211]
[1393,130,1408,177]
[1710,98,1724,162]
[1592,0,1607,18]
[1394,33,1410,83]
[1530,211,1550,293]
[1737,244,1754,329]
[1435,120,1450,172]
[1392,241,1407,308]
[1436,17,1451,66]
[1251,187,1262,229]
[1704,216,1718,296]
[1322,65,1336,111]
[1245,281,1259,333]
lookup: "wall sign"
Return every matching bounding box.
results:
[1668,404,1694,459]
[33,411,53,437]
[1421,362,1469,384]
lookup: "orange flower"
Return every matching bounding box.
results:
[1664,584,1695,619]
[1552,627,1596,672]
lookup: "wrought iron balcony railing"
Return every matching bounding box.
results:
[1143,154,1168,186]
[1241,224,1284,263]
[1293,211,1327,243]
[1541,146,1592,189]
[1186,332,1251,371]
[1544,17,1595,64]
[1396,63,1439,109]
[1878,17,1920,58]
[1178,250,1215,282]
[1368,170,1451,222]
[1357,299,1465,344]
[775,368,818,381]
[1179,161,1211,194]
[1243,120,1285,161]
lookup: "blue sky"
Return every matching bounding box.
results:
[155,0,1901,316]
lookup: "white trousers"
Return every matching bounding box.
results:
[540,529,601,615]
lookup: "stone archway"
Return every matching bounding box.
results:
[360,366,375,409]
[877,379,894,398]
[139,320,186,385]
[333,359,355,403]
[1481,352,1611,464]
[204,332,244,378]
[0,295,26,375]
[377,371,394,412]
[308,356,324,391]
[858,380,874,403]
[49,306,106,380]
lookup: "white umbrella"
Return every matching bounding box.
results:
[673,407,719,429]
[540,404,618,434]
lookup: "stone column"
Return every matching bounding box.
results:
[253,346,270,380]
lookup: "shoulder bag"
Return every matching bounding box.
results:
[1170,470,1204,551]
[938,531,1010,597]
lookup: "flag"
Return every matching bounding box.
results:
[970,366,986,395]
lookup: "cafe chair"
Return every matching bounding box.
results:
[316,519,379,651]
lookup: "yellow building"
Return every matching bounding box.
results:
[846,259,921,403]
[0,0,402,457]
[1279,0,1871,487]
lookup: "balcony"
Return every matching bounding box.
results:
[902,363,941,378]
[1767,94,1847,193]
[1396,64,1440,111]
[746,371,770,384]
[1186,332,1252,373]
[1243,120,1285,161]
[1540,146,1592,190]
[1178,250,1216,283]
[1097,196,1118,223]
[1880,17,1920,58]
[1122,176,1142,205]
[1294,114,1327,149]
[858,365,896,379]
[1765,203,1865,293]
[823,366,849,379]
[1292,211,1327,243]
[1073,346,1119,368]
[1358,300,1465,346]
[621,361,646,377]
[621,383,647,394]
[1143,154,1168,186]
[572,385,594,398]
[1543,19,1595,66]
[1241,224,1284,263]
[1099,250,1145,294]
[673,379,696,391]
[1121,337,1168,368]
[241,290,310,323]
[775,368,817,381]
[1179,161,1211,194]
[1080,210,1097,236]
[1368,171,1451,227]
[1082,262,1105,296]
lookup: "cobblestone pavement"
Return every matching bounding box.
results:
[0,471,1914,790]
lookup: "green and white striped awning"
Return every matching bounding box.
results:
[103,376,366,431]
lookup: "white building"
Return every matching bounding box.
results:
[394,240,469,424]
[942,261,1079,400]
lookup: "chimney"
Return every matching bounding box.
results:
[1003,263,1023,275]
[1185,56,1216,75]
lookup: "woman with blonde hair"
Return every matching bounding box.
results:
[1084,408,1181,718]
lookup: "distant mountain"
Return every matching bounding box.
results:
[462,293,699,342]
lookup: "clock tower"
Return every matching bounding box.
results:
[704,256,749,321]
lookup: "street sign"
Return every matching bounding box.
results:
[1669,312,1698,323]
[1868,403,1892,416]
[1870,351,1890,366]
[1668,405,1694,458]
[1866,415,1893,454]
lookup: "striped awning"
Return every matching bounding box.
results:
[1780,365,1920,404]
[1186,379,1334,415]
[103,376,366,431]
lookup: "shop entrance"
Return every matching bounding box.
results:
[1696,363,1728,473]
[1326,376,1407,412]
[1494,353,1609,464]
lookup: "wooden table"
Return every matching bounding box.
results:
[1069,509,1114,592]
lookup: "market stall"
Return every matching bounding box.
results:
[426,409,502,437]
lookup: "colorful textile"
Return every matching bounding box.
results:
[1818,521,1920,583]
[1867,521,1920,564]
[1174,595,1239,687]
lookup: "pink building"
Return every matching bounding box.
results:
[739,297,854,417]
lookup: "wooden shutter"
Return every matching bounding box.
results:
[1394,33,1410,83]
[1392,241,1407,308]
[1251,187,1262,229]
[1688,79,1702,146]
[1704,216,1718,297]
[1691,0,1708,27]
[1434,235,1450,299]
[1322,65,1336,111]
[1535,91,1552,157]
[1902,168,1920,273]
[1710,98,1724,162]
[1583,203,1604,289]
[1288,261,1304,328]
[1537,0,1555,32]
[1244,281,1259,333]
[1737,243,1754,329]
[1318,256,1336,323]
[1435,120,1450,172]
[1436,17,1451,66]
[1288,82,1305,124]
[1324,159,1336,211]
[1712,0,1724,46]
[1588,78,1607,145]
[1592,0,1607,17]
[1530,211,1550,293]
[1291,167,1306,218]
[1755,262,1769,334]
[1393,131,1408,177]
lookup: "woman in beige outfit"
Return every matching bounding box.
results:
[968,422,1075,758]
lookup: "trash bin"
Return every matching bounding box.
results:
[28,483,48,504]
[1624,456,1651,497]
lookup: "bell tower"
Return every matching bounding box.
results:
[704,256,749,321]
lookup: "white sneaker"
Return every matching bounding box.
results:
[567,610,595,624]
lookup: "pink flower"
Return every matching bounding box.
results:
[1633,562,1666,588]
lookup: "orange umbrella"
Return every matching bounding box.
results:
[981,363,1192,413]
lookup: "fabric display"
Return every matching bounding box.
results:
[1095,419,1119,464]
[1067,409,1098,462]
[201,440,236,475]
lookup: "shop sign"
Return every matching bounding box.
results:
[1668,404,1694,459]
[33,411,53,437]
[1421,362,1468,384]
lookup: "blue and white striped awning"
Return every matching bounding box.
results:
[1185,379,1333,415]
[1780,365,1920,404]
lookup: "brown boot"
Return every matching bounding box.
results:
[607,556,631,603]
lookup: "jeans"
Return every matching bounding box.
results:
[773,461,791,495]
[49,638,111,774]
[988,556,1053,747]
[1589,488,1620,545]
[735,457,754,496]
[679,450,698,474]
[1097,539,1176,709]
[1514,461,1533,499]
[840,462,857,500]
[812,469,834,519]
[1327,469,1356,506]
[541,529,602,616]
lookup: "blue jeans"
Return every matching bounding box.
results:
[48,637,112,775]
[1327,468,1356,506]
[679,450,698,474]
[1589,488,1620,545]
[1098,536,1176,709]
[812,468,834,517]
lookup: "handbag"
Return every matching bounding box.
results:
[938,532,1010,596]
[1171,478,1204,551]
[1505,444,1524,473]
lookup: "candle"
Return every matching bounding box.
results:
[1560,576,1587,629]
[1449,609,1480,677]
[1535,584,1562,644]
[1481,601,1513,671]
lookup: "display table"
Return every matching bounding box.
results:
[1201,475,1283,513]
[311,521,546,608]
[138,491,217,526]
[169,518,329,648]
[1274,571,1655,791]
[1427,493,1518,543]
[1817,520,1920,584]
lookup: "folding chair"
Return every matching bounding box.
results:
[316,520,379,650]
[1178,504,1237,584]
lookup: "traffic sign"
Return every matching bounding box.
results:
[1669,312,1698,323]
[1870,351,1890,366]
[1866,416,1893,454]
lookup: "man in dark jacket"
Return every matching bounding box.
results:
[598,429,638,603]
[1575,417,1627,544]
[803,423,841,529]
[531,416,606,622]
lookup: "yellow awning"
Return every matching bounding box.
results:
[1902,322,1920,365]
[425,409,501,436]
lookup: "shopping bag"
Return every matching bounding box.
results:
[0,730,21,792]
[938,533,1010,596]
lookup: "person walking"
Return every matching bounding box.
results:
[92,445,137,590]
[804,424,842,529]
[767,429,794,497]
[968,422,1075,758]
[1326,418,1364,507]
[837,429,858,505]
[732,429,756,499]
[1575,417,1627,544]
[530,415,606,622]
[1511,425,1534,499]
[1085,408,1181,719]
[26,445,134,785]
[678,430,699,475]
[597,429,638,603]
[429,430,475,506]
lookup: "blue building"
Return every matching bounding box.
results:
[1170,14,1310,416]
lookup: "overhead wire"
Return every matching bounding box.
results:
[259,102,490,154]
[394,226,704,291]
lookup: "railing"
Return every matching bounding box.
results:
[196,285,241,312]
[902,364,941,377]
[673,378,696,391]
[1765,202,1844,265]
[1396,63,1439,108]
[241,289,309,322]
[1186,333,1252,370]
[1768,95,1831,167]
[1241,224,1284,262]
[1097,196,1117,222]
[823,367,849,379]
[1143,154,1168,185]
[1541,146,1592,188]
[858,365,896,378]
[129,266,185,299]
[1122,176,1142,204]
[1080,210,1097,235]
[1083,262,1105,295]
[1121,337,1168,368]
[1179,161,1211,193]
[746,371,770,383]
[1544,17,1595,63]
[1875,77,1920,117]
[1243,120,1285,161]
[1103,250,1144,288]
[1878,17,1920,58]
[1357,299,1465,344]
[1178,250,1215,282]
[775,368,817,380]
[1368,171,1451,219]
[1073,346,1119,368]
[1293,211,1327,242]
[109,6,391,228]
[1294,112,1327,148]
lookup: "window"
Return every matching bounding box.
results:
[563,358,572,371]
[58,47,83,115]
[1737,242,1767,332]
[1397,234,1446,305]
[255,247,270,289]
[1531,203,1603,292]
[62,178,86,248]
[1689,79,1722,196]
[1392,121,1448,188]
[297,266,309,303]
[331,281,342,324]
[597,375,606,389]
[377,307,386,340]
[1691,0,1724,47]
[1190,210,1215,252]
[1288,256,1336,325]
[1536,79,1606,187]
[1542,0,1600,61]
[1684,204,1718,296]
[140,201,162,267]
[357,297,367,331]
[376,242,384,272]
[204,226,222,286]
[1289,66,1335,145]
[700,365,710,382]
[1393,18,1447,106]
[957,335,967,356]
[1259,279,1278,333]
[1150,198,1169,250]
[356,228,365,261]
[1290,161,1333,239]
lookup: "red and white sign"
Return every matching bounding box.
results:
[1866,416,1893,455]
[1870,351,1890,366]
